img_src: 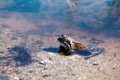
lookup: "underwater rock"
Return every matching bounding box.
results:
[39,60,52,65]
[42,74,51,78]
[92,62,99,66]
[0,74,9,80]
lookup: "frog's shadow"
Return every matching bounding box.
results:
[43,47,59,54]
[43,47,92,56]
[43,47,105,60]
[75,50,92,56]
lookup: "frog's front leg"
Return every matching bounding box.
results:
[58,46,74,56]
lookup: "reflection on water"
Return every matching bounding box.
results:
[0,0,120,38]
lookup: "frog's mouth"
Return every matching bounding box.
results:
[57,37,70,49]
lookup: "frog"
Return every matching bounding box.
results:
[57,35,87,56]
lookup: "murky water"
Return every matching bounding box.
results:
[0,0,120,38]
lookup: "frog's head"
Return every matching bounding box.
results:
[57,34,68,43]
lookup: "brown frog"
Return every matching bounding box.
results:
[57,35,87,55]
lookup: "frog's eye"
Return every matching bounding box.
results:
[57,38,64,42]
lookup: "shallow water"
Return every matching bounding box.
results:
[0,0,120,38]
[0,1,120,80]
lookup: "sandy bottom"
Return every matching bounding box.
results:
[0,25,120,80]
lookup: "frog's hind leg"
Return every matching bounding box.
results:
[74,42,87,50]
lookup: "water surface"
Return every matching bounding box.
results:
[0,0,120,38]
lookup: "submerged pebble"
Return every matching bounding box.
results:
[39,60,52,65]
[42,74,51,78]
[89,38,104,44]
[92,62,99,66]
